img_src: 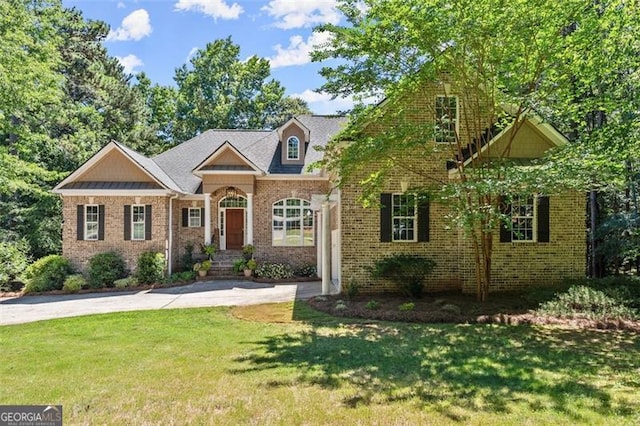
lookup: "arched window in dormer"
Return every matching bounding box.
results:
[287,136,300,160]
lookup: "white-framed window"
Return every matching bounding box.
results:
[435,95,458,143]
[132,205,145,240]
[188,208,201,227]
[85,205,99,241]
[272,198,313,246]
[392,194,417,242]
[287,136,300,160]
[511,195,536,242]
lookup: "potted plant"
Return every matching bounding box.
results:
[201,243,216,261]
[193,260,211,278]
[242,244,255,261]
[244,259,257,277]
[232,259,247,275]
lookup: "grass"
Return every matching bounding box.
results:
[1,302,640,425]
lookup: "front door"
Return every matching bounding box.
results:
[226,209,244,250]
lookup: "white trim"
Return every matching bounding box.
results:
[187,207,201,228]
[131,204,146,241]
[277,117,310,142]
[53,189,174,196]
[84,204,99,241]
[217,195,248,250]
[391,193,418,243]
[511,194,538,243]
[271,198,314,247]
[192,141,263,175]
[257,175,328,181]
[204,193,212,245]
[52,142,174,193]
[434,95,459,144]
[286,136,300,160]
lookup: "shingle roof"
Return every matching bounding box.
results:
[153,115,347,194]
[61,181,162,190]
[114,141,183,193]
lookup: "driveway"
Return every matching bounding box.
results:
[0,280,322,326]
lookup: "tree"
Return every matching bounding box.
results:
[173,37,310,140]
[313,0,640,300]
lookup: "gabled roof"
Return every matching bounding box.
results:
[53,141,182,194]
[192,141,263,175]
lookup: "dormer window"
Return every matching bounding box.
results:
[287,136,300,160]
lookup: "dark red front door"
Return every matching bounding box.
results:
[226,209,244,250]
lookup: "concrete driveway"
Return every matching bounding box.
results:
[0,280,322,326]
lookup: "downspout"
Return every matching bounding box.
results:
[168,193,179,276]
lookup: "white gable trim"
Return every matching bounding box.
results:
[52,141,172,194]
[192,141,263,176]
[277,117,310,143]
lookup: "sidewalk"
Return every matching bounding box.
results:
[0,280,322,326]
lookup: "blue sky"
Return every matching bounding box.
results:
[62,0,356,114]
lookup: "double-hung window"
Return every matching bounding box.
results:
[287,136,300,160]
[511,195,535,242]
[132,205,146,240]
[85,205,99,241]
[188,208,201,227]
[435,96,458,143]
[392,194,417,242]
[500,195,550,243]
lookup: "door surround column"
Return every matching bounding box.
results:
[204,193,212,245]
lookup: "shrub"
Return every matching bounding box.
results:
[295,264,317,277]
[398,302,415,312]
[255,262,294,280]
[233,259,247,273]
[0,241,30,291]
[366,300,380,310]
[136,251,165,284]
[343,279,360,300]
[23,255,73,293]
[537,285,638,320]
[88,252,126,289]
[371,254,436,298]
[114,276,138,288]
[180,243,195,271]
[62,274,86,293]
[166,271,195,283]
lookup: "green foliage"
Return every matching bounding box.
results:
[233,259,247,273]
[193,260,212,272]
[166,271,195,283]
[242,244,255,257]
[366,300,380,310]
[88,252,126,289]
[246,259,258,271]
[255,262,294,280]
[343,279,361,300]
[200,243,216,260]
[62,274,86,293]
[136,251,165,285]
[537,285,638,321]
[23,255,72,293]
[0,240,30,291]
[295,264,317,277]
[371,254,436,298]
[114,276,138,289]
[180,243,195,272]
[398,302,415,312]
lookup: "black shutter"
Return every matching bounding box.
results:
[124,205,131,240]
[499,196,512,243]
[417,198,430,242]
[537,196,550,243]
[182,208,188,227]
[77,205,84,240]
[145,205,152,240]
[98,205,105,241]
[200,208,205,227]
[380,193,392,242]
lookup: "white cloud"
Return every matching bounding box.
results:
[116,54,144,74]
[116,1,125,9]
[292,89,379,114]
[174,0,243,20]
[186,46,199,62]
[262,0,340,29]
[269,32,333,68]
[106,9,152,41]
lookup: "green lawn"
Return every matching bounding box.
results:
[1,303,639,425]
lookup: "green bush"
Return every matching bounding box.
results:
[366,300,380,310]
[295,264,317,277]
[371,254,436,298]
[0,241,30,291]
[180,243,195,272]
[537,285,638,320]
[114,276,138,288]
[23,255,73,293]
[233,259,247,273]
[136,251,165,285]
[255,262,294,280]
[398,302,415,312]
[166,271,195,283]
[62,274,86,293]
[88,252,126,289]
[343,279,361,300]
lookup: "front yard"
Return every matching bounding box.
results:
[1,302,639,424]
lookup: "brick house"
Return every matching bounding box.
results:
[53,115,347,280]
[338,87,586,294]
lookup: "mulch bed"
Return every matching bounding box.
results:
[307,293,640,332]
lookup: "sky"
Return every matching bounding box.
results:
[61,0,358,115]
